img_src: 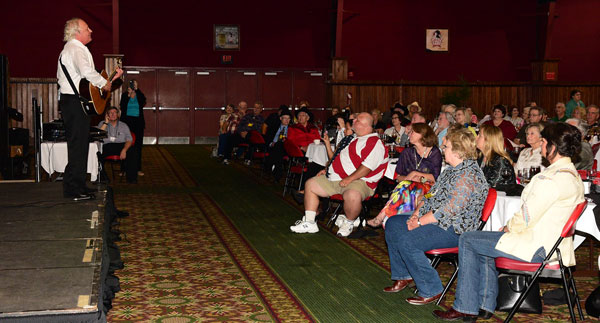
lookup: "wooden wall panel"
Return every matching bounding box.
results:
[9,78,59,138]
[330,81,600,121]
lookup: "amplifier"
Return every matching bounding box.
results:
[43,120,66,142]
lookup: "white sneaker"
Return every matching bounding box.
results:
[244,159,252,166]
[222,159,230,165]
[335,214,360,228]
[290,217,319,233]
[337,219,355,237]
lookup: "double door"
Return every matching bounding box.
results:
[123,67,327,144]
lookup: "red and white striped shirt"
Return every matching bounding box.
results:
[327,133,389,189]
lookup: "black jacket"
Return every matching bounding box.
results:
[119,89,147,130]
[481,154,516,189]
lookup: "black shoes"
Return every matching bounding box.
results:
[292,190,304,204]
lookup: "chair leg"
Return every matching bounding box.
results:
[503,270,543,323]
[327,202,343,227]
[437,260,459,305]
[283,159,293,196]
[567,267,585,320]
[560,266,578,323]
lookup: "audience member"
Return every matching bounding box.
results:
[507,105,524,130]
[566,118,594,170]
[587,104,600,128]
[222,101,249,164]
[572,106,587,123]
[521,106,530,124]
[97,106,137,183]
[454,107,477,136]
[408,101,422,118]
[515,106,544,145]
[383,128,488,305]
[119,79,146,176]
[217,104,236,158]
[434,123,583,321]
[483,105,517,149]
[435,111,454,147]
[552,102,568,122]
[287,107,320,152]
[263,110,292,181]
[514,123,545,174]
[566,89,585,118]
[264,105,289,143]
[466,107,478,124]
[383,112,409,146]
[237,102,266,165]
[371,109,386,135]
[476,124,516,189]
[290,113,388,237]
[368,123,442,227]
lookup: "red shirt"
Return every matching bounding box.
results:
[288,123,320,148]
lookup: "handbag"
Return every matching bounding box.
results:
[496,273,542,314]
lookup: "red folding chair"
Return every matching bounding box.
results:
[248,130,268,166]
[495,200,588,323]
[282,140,307,196]
[423,188,497,305]
[104,133,135,182]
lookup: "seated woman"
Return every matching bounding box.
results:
[476,124,516,189]
[483,105,518,150]
[514,123,545,174]
[382,128,489,305]
[434,122,584,321]
[371,108,386,135]
[383,111,409,146]
[217,104,237,158]
[454,107,477,136]
[368,123,441,227]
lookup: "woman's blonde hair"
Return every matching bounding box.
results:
[573,106,587,120]
[446,127,477,160]
[479,124,512,166]
[63,18,81,42]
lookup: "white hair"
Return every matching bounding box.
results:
[63,18,81,42]
[566,118,587,135]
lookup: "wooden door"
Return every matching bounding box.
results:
[124,68,157,144]
[261,70,293,109]
[193,69,226,143]
[157,69,191,144]
[226,70,258,106]
[293,69,327,122]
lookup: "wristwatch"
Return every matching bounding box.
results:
[417,218,422,226]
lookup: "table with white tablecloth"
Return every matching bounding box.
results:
[40,141,102,181]
[483,191,600,249]
[305,142,329,166]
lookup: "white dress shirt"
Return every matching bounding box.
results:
[57,39,107,95]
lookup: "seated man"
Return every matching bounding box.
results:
[263,109,292,181]
[290,112,388,237]
[97,106,137,183]
[236,101,265,165]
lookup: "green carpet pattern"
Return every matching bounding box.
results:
[107,145,599,322]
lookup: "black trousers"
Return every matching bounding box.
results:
[99,143,138,183]
[60,95,90,195]
[121,116,144,171]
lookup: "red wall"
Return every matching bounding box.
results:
[1,0,599,82]
[341,0,538,81]
[547,0,600,82]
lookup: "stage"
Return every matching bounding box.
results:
[0,182,122,323]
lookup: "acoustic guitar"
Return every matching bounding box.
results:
[78,58,122,115]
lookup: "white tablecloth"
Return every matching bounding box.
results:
[306,143,329,166]
[483,191,600,249]
[40,142,102,181]
[385,158,398,180]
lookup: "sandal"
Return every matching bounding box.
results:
[367,216,384,228]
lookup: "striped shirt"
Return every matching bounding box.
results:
[326,133,389,189]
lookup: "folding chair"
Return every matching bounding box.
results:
[495,200,588,323]
[248,130,268,167]
[282,140,307,196]
[423,188,497,305]
[104,133,136,182]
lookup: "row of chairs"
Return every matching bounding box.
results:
[428,188,586,322]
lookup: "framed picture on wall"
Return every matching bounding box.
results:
[426,29,448,52]
[214,25,240,51]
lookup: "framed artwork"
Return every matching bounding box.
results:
[214,25,240,51]
[426,29,448,52]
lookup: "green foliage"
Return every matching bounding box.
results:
[440,76,471,106]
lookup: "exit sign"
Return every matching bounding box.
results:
[545,72,556,80]
[221,55,233,64]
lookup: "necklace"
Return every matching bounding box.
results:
[414,146,431,170]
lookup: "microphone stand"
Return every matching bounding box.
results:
[33,97,42,183]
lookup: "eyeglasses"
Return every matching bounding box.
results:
[392,117,399,120]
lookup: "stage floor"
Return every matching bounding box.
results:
[0,182,104,319]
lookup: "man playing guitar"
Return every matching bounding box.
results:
[57,18,123,200]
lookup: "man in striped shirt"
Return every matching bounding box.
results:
[290,112,388,237]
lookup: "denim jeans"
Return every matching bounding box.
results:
[385,214,460,298]
[217,133,228,156]
[452,231,546,315]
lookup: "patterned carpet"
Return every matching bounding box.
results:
[107,145,599,322]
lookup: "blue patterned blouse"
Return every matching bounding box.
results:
[418,159,489,234]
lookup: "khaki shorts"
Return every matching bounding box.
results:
[314,174,375,200]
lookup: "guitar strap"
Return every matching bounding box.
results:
[59,57,90,115]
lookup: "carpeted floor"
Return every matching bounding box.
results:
[107,145,599,322]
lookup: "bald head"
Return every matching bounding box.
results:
[354,112,374,136]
